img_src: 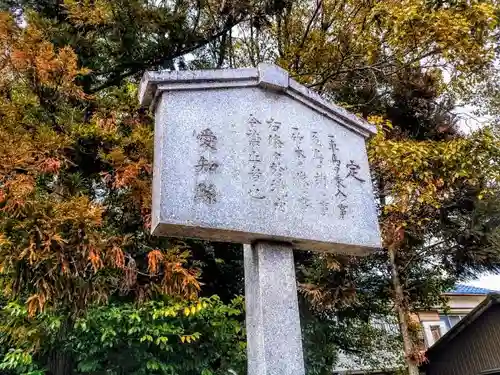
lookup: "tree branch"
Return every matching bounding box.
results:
[292,0,323,71]
[89,16,247,94]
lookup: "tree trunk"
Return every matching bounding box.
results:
[47,351,73,375]
[388,247,419,375]
[47,319,73,375]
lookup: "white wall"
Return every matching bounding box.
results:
[420,294,487,347]
[446,295,486,312]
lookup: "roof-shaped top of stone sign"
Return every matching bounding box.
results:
[139,63,376,139]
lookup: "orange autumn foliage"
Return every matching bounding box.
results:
[0,13,200,315]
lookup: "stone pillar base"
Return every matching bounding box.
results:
[244,242,305,375]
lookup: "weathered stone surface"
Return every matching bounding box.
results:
[244,242,305,375]
[142,63,381,255]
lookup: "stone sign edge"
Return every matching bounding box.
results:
[139,64,376,138]
[151,221,378,256]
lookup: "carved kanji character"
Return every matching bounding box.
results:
[313,148,324,167]
[332,159,341,173]
[295,171,309,187]
[298,195,311,208]
[195,156,218,173]
[346,160,365,183]
[292,127,304,143]
[295,147,306,160]
[195,182,217,204]
[248,150,262,163]
[248,114,262,125]
[246,127,261,147]
[250,164,263,181]
[338,203,348,219]
[311,131,322,146]
[269,133,284,148]
[248,186,266,199]
[328,135,338,152]
[196,128,217,150]
[274,196,287,212]
[335,190,347,199]
[314,172,327,188]
[267,118,282,131]
[319,199,329,216]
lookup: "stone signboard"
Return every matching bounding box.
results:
[139,64,381,254]
[142,64,383,375]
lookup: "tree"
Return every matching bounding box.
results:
[0,12,205,311]
[213,1,500,373]
[1,0,291,93]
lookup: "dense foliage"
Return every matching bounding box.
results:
[0,296,246,375]
[0,1,498,375]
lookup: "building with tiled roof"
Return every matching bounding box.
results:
[418,284,498,348]
[444,284,498,296]
[333,284,499,374]
[422,294,500,375]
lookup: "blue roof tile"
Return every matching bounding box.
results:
[446,284,499,295]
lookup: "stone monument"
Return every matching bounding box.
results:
[140,63,381,375]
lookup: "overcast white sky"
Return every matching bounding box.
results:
[467,274,500,290]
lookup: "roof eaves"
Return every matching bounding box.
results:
[444,284,498,295]
[481,368,500,375]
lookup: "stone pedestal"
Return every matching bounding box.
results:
[244,242,305,375]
